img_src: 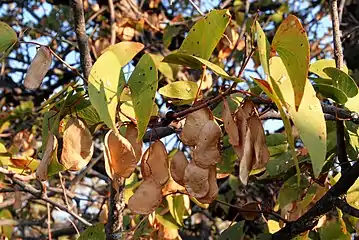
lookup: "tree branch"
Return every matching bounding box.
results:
[69,0,93,81]
[106,178,125,240]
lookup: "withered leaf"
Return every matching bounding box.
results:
[241,99,255,119]
[180,107,213,146]
[223,98,239,146]
[36,133,57,181]
[234,106,248,159]
[141,140,169,186]
[125,123,143,161]
[170,151,188,186]
[239,127,255,185]
[128,178,163,214]
[197,166,218,204]
[24,46,52,90]
[104,129,137,179]
[184,161,209,199]
[61,118,94,171]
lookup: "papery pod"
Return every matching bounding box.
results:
[125,123,142,161]
[234,106,248,159]
[180,107,213,146]
[60,118,94,171]
[241,99,255,119]
[239,127,255,185]
[223,98,239,146]
[192,121,221,168]
[104,129,137,178]
[141,140,169,186]
[161,176,186,196]
[197,166,218,204]
[24,46,52,90]
[247,115,269,169]
[184,161,209,199]
[170,151,188,186]
[36,133,57,181]
[128,178,163,214]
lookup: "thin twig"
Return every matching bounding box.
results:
[188,0,204,16]
[108,0,116,45]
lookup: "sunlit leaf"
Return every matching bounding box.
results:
[271,15,310,110]
[323,67,358,98]
[159,81,198,100]
[155,211,180,230]
[0,21,17,60]
[0,209,14,239]
[88,42,144,134]
[77,223,105,240]
[128,53,158,141]
[150,54,176,81]
[309,59,349,78]
[269,56,326,177]
[0,141,10,166]
[166,195,186,226]
[267,220,281,234]
[255,21,271,76]
[178,9,231,60]
[313,84,348,104]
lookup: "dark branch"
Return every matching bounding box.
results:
[106,178,125,240]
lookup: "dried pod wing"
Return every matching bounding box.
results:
[141,140,169,186]
[24,46,52,90]
[241,99,255,119]
[247,115,270,169]
[239,127,255,185]
[223,98,239,146]
[60,118,94,171]
[170,151,188,186]
[104,129,137,178]
[128,178,163,214]
[184,161,210,199]
[36,133,58,181]
[180,107,213,146]
[125,123,143,161]
[197,166,218,204]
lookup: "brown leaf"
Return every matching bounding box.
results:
[125,123,143,161]
[197,166,218,204]
[141,140,169,186]
[184,161,209,199]
[104,129,137,179]
[99,202,108,223]
[180,107,213,146]
[61,118,94,171]
[240,202,261,220]
[24,46,52,90]
[192,121,221,168]
[239,127,255,185]
[223,98,239,146]
[36,133,58,181]
[241,99,255,119]
[170,151,188,186]
[247,115,269,169]
[234,106,248,159]
[128,178,163,214]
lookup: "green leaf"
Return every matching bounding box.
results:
[218,221,245,240]
[0,21,17,60]
[166,195,186,226]
[218,136,237,174]
[266,133,287,147]
[269,56,327,177]
[323,67,358,98]
[88,42,144,134]
[278,175,308,208]
[0,141,10,166]
[313,83,348,104]
[150,54,176,81]
[318,220,350,240]
[178,9,231,60]
[74,99,101,130]
[163,25,182,49]
[0,209,14,239]
[345,92,359,112]
[77,223,105,240]
[271,15,310,110]
[309,59,349,78]
[155,211,180,230]
[255,21,271,76]
[158,81,198,100]
[128,53,158,141]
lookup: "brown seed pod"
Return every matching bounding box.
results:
[170,151,188,186]
[125,123,142,161]
[24,46,52,90]
[241,99,255,119]
[104,129,137,179]
[192,121,221,168]
[36,133,58,181]
[239,127,255,185]
[184,161,210,199]
[141,140,169,186]
[128,178,163,214]
[234,106,248,159]
[61,118,94,171]
[247,115,270,169]
[180,107,213,146]
[223,98,239,146]
[197,166,218,204]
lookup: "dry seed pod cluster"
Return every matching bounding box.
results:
[24,46,52,90]
[222,99,269,185]
[172,107,220,204]
[128,140,169,214]
[36,133,58,181]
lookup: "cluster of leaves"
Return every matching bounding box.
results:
[0,1,359,239]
